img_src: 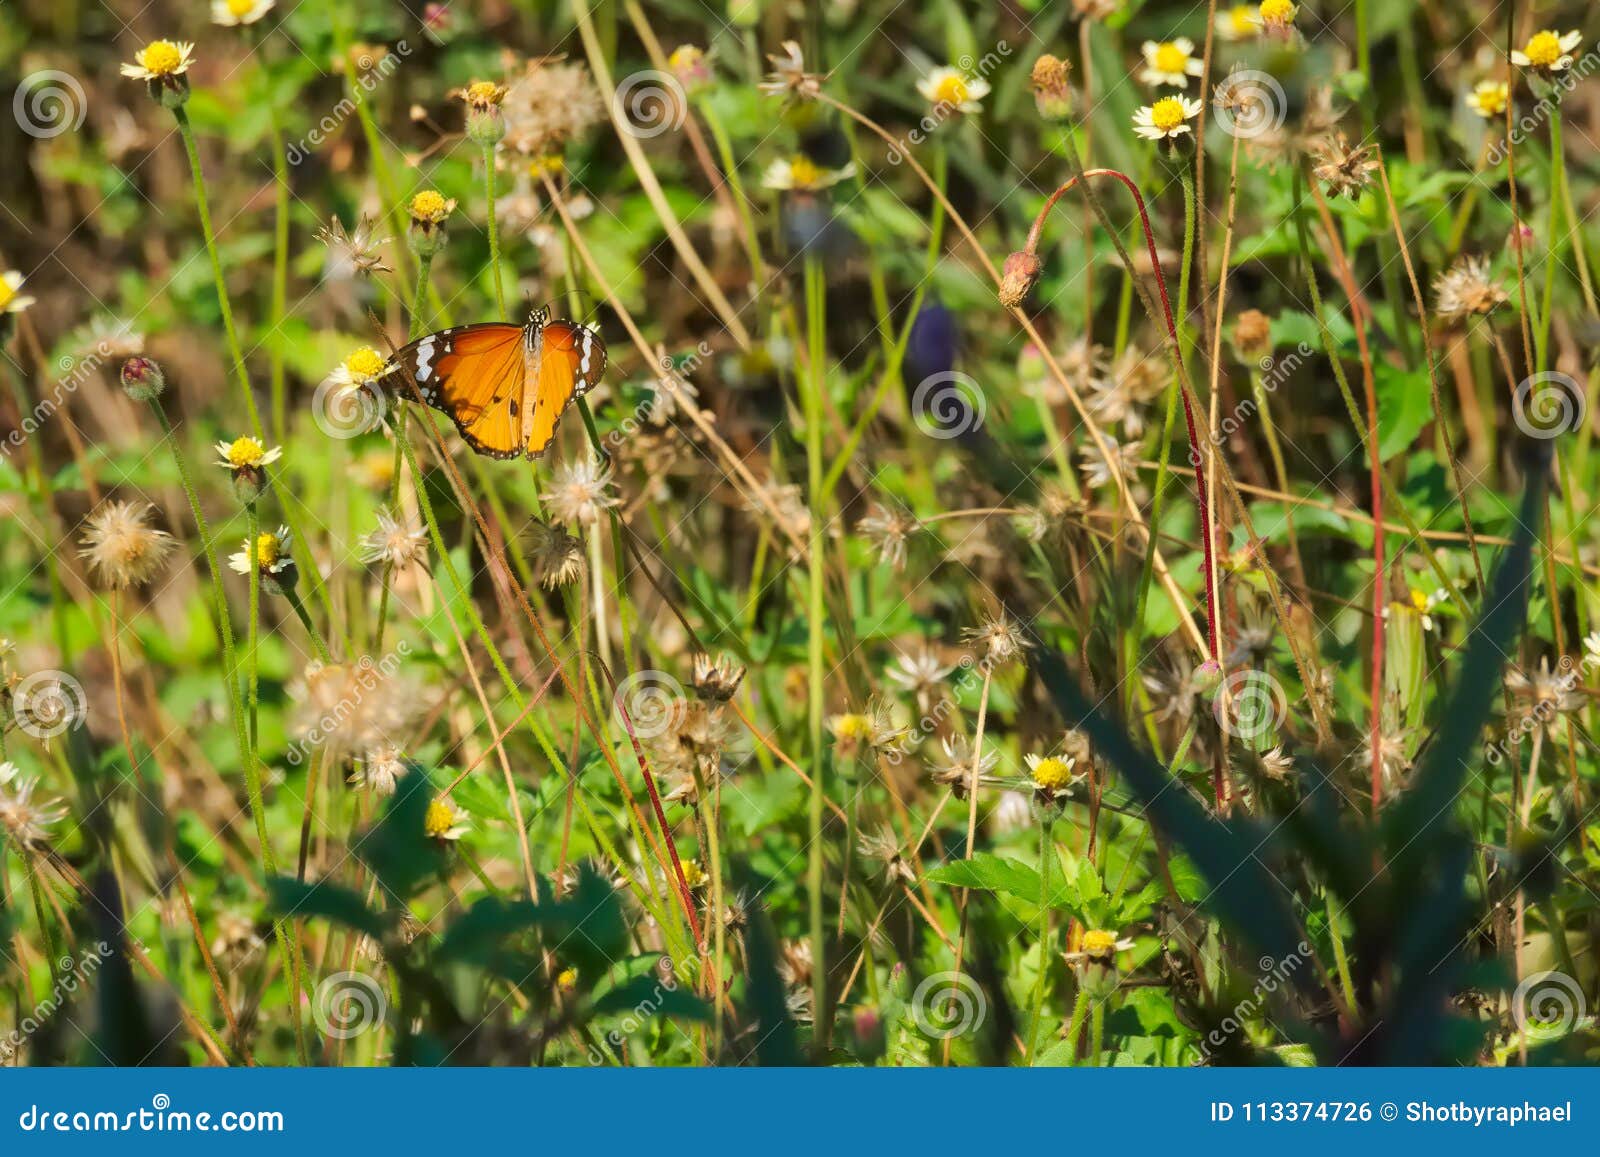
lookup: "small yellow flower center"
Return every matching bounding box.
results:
[227,0,257,16]
[424,799,457,837]
[344,347,386,381]
[1471,82,1509,116]
[1153,43,1190,74]
[527,154,565,179]
[1522,31,1563,68]
[253,533,281,568]
[0,282,13,311]
[679,859,706,889]
[933,73,972,107]
[787,155,822,188]
[832,713,872,741]
[1030,756,1075,791]
[138,40,184,76]
[556,967,578,990]
[1258,0,1295,24]
[1150,97,1187,132]
[1082,929,1120,956]
[225,436,266,467]
[409,190,450,222]
[1227,5,1258,35]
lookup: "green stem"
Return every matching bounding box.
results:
[803,255,829,1048]
[1027,814,1056,1061]
[483,142,507,319]
[1063,987,1090,1066]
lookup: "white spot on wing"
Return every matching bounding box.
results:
[416,336,437,381]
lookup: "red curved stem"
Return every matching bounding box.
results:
[1027,168,1221,663]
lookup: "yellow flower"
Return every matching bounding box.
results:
[1216,4,1261,41]
[1255,0,1296,29]
[916,66,991,114]
[1026,754,1077,793]
[0,271,35,315]
[829,713,873,743]
[1510,29,1583,74]
[1466,80,1510,118]
[457,80,507,112]
[526,154,565,180]
[408,190,455,224]
[679,858,707,889]
[1139,38,1203,88]
[331,346,388,387]
[228,526,293,575]
[121,40,196,80]
[1132,94,1203,140]
[424,798,467,840]
[556,967,579,991]
[211,0,275,27]
[761,155,855,191]
[213,435,282,470]
[1075,934,1126,960]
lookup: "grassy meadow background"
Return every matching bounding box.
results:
[1,0,1599,1066]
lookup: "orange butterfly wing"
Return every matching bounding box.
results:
[385,315,605,460]
[524,320,606,458]
[388,323,527,459]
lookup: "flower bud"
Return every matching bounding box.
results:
[120,356,166,401]
[997,250,1044,310]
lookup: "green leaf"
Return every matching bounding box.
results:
[267,877,389,941]
[1376,367,1434,461]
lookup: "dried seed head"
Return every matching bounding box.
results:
[998,250,1044,310]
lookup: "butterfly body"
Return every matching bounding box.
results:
[386,307,605,459]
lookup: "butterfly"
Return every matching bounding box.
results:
[381,306,606,459]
